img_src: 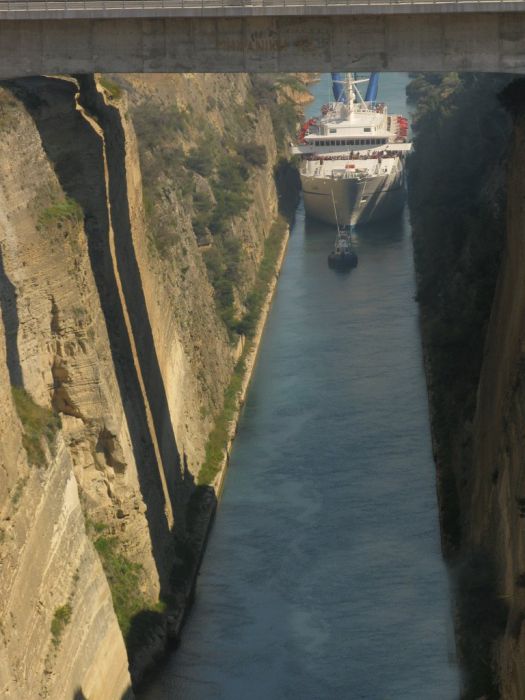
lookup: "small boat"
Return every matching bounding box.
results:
[327,190,358,270]
[328,227,358,270]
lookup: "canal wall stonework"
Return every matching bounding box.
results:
[0,72,301,697]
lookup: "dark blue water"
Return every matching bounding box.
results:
[141,74,460,700]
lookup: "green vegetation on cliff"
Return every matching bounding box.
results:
[37,197,83,231]
[132,74,300,343]
[51,604,72,646]
[93,534,164,653]
[198,217,288,486]
[11,386,61,465]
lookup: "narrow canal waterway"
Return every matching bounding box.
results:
[141,74,460,699]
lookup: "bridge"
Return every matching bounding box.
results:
[1,0,525,77]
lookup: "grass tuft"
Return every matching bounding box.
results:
[37,197,83,231]
[11,386,61,465]
[98,76,123,100]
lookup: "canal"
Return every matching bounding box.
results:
[140,74,460,699]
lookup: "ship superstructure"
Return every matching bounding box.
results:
[293,73,411,227]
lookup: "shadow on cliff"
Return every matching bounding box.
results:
[452,548,509,700]
[76,73,190,522]
[0,245,23,385]
[4,75,183,593]
[129,481,218,691]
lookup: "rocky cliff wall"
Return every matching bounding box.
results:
[464,107,525,700]
[0,217,132,700]
[0,72,300,696]
[409,74,525,699]
[0,79,149,699]
[97,73,281,479]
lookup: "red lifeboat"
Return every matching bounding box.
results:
[297,118,318,144]
[395,115,409,141]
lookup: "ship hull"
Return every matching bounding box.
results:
[301,160,406,227]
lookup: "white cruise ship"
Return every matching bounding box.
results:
[293,73,411,227]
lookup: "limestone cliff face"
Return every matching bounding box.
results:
[116,73,284,476]
[411,75,525,699]
[0,81,143,699]
[0,71,298,695]
[464,113,525,700]
[0,288,131,699]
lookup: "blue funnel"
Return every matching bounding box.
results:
[365,72,380,102]
[331,73,347,103]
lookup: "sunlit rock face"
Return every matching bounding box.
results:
[0,70,295,696]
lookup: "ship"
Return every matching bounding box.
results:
[292,73,411,227]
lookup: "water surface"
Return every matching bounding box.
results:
[140,73,460,700]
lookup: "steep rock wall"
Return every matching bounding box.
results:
[0,71,300,694]
[115,73,283,475]
[409,74,525,699]
[465,111,525,700]
[0,79,162,698]
[0,301,131,699]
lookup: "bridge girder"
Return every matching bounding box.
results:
[0,13,525,78]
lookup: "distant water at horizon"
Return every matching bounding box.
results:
[139,73,461,700]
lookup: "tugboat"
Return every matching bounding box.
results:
[328,227,358,270]
[327,191,358,270]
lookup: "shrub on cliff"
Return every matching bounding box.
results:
[11,386,61,466]
[239,142,268,168]
[186,146,213,177]
[51,604,72,646]
[209,155,252,236]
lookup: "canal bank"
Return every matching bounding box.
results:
[138,73,460,700]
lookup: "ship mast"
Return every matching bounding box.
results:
[344,74,370,117]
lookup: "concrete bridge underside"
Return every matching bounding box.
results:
[3,11,525,77]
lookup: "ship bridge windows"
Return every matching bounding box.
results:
[309,137,389,148]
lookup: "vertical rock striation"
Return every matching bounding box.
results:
[0,71,301,695]
[0,309,132,699]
